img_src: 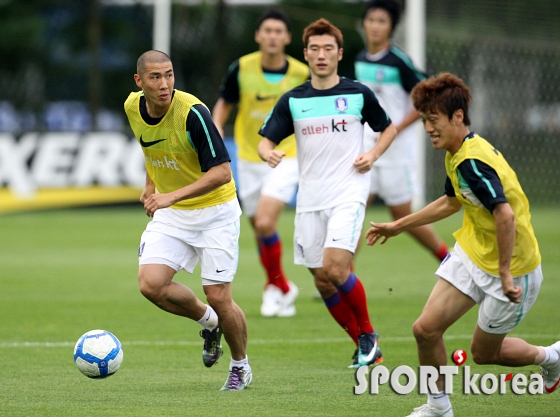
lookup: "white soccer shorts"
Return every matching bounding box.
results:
[368,164,417,206]
[138,218,240,285]
[236,158,299,217]
[436,242,543,334]
[293,202,366,268]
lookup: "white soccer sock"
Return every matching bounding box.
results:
[539,345,560,366]
[427,391,451,411]
[196,305,218,331]
[230,356,250,372]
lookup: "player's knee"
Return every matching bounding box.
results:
[412,320,425,341]
[254,216,276,236]
[204,287,231,312]
[314,276,333,295]
[138,276,160,301]
[322,262,347,286]
[310,268,336,297]
[471,351,493,365]
[205,292,221,309]
[471,353,490,365]
[412,319,440,345]
[470,345,494,365]
[137,272,168,303]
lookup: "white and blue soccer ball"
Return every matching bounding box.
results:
[74,330,124,378]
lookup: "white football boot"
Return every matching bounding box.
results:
[541,340,560,393]
[260,284,283,317]
[405,404,453,417]
[277,281,299,317]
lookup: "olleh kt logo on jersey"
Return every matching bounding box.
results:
[301,119,348,135]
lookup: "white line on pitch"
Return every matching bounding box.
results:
[0,334,556,348]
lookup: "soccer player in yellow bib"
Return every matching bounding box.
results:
[124,50,251,391]
[366,73,560,417]
[212,9,308,318]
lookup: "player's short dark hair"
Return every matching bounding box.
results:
[302,18,343,49]
[136,50,171,75]
[411,72,472,126]
[256,8,291,32]
[362,0,403,33]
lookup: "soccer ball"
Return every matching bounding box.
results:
[74,330,124,378]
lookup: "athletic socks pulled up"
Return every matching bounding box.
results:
[335,273,374,334]
[258,232,290,294]
[323,292,360,345]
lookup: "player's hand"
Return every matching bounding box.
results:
[266,150,286,168]
[354,153,376,174]
[365,221,400,245]
[500,273,523,303]
[143,193,175,217]
[140,184,156,205]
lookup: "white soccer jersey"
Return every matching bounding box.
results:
[355,46,426,166]
[259,78,391,212]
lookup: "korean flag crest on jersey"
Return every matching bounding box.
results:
[335,97,348,113]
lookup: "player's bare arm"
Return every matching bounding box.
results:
[143,162,232,217]
[140,172,156,216]
[365,195,461,245]
[395,109,421,133]
[493,201,522,303]
[257,137,286,168]
[140,172,156,203]
[354,123,397,173]
[211,98,234,138]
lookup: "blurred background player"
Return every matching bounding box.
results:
[258,19,397,367]
[212,9,309,318]
[366,72,560,416]
[125,50,251,391]
[355,0,449,263]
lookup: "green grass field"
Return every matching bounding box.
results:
[0,205,559,416]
